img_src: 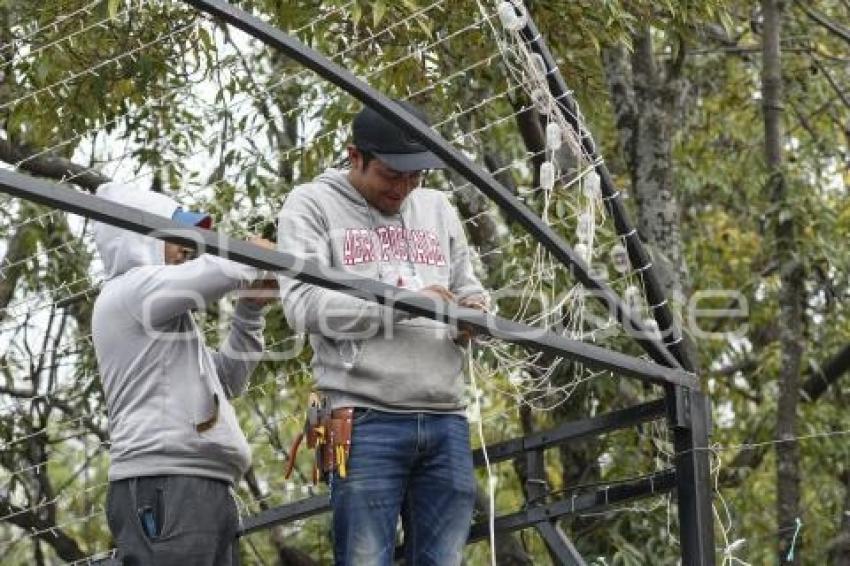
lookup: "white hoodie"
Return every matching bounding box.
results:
[92,182,264,483]
[278,169,486,413]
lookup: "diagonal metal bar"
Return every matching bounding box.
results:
[0,169,695,388]
[535,521,587,566]
[527,447,587,565]
[182,0,683,372]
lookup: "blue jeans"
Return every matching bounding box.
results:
[329,410,476,566]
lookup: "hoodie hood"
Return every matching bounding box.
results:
[93,182,180,280]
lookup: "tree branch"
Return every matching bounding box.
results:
[0,138,108,193]
[802,344,850,401]
[0,497,85,562]
[721,343,850,486]
[794,0,850,46]
[0,221,39,324]
[811,57,850,111]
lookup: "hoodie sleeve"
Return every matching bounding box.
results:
[445,196,488,303]
[210,300,266,398]
[277,187,407,337]
[123,254,261,328]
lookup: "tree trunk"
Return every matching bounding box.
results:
[603,31,690,304]
[761,1,804,563]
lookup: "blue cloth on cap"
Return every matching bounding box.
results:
[172,208,212,229]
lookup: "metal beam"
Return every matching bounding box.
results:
[474,398,666,467]
[535,521,587,566]
[182,0,683,372]
[0,169,695,388]
[240,494,329,536]
[466,469,676,543]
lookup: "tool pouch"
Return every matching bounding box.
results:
[320,408,353,479]
[285,394,354,484]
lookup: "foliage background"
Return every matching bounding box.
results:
[0,1,848,564]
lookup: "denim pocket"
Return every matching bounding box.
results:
[352,408,375,425]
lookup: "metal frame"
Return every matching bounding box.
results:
[0,0,716,563]
[182,0,681,371]
[86,400,671,565]
[176,2,715,562]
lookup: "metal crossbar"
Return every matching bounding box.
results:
[0,169,694,389]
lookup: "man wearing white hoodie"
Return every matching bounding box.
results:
[91,182,273,565]
[278,102,487,565]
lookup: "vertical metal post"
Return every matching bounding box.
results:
[668,386,715,565]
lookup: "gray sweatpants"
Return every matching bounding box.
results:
[106,475,241,566]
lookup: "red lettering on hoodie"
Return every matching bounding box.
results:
[342,226,446,266]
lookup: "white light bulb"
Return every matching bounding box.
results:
[576,212,593,242]
[531,53,547,76]
[610,243,630,273]
[498,1,526,31]
[540,161,555,191]
[575,243,590,263]
[584,171,601,199]
[625,285,642,312]
[545,122,562,151]
[643,318,661,340]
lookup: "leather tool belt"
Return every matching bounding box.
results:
[284,392,353,484]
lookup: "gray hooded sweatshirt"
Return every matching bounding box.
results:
[92,182,264,483]
[277,169,485,412]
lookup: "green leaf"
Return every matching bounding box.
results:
[198,27,214,53]
[373,0,387,27]
[416,17,432,38]
[107,0,120,18]
[351,2,362,26]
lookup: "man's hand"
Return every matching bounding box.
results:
[420,284,455,303]
[458,295,488,311]
[239,236,279,307]
[454,295,488,346]
[248,236,275,251]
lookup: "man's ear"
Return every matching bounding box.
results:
[346,145,360,169]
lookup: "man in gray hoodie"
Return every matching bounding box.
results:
[278,102,487,565]
[92,182,273,565]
